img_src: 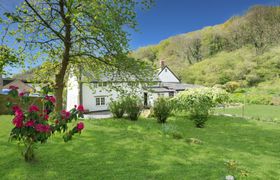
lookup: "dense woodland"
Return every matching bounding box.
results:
[132,6,280,90]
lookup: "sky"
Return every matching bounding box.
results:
[130,0,274,49]
[0,0,276,74]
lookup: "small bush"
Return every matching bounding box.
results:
[173,87,229,128]
[190,114,208,128]
[109,99,125,118]
[153,97,171,123]
[225,81,240,93]
[172,132,183,139]
[124,96,142,121]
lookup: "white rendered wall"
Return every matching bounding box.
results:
[66,75,79,111]
[82,82,144,112]
[148,92,170,106]
[158,67,180,83]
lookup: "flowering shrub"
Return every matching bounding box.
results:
[153,97,171,123]
[172,87,229,128]
[6,86,85,162]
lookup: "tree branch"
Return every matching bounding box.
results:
[24,0,65,41]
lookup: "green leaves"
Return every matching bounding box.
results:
[0,46,19,74]
[172,87,229,127]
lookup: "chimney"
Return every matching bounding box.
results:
[160,60,165,70]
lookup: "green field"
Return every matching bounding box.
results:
[1,115,280,179]
[216,104,280,121]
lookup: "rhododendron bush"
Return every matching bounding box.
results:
[6,86,85,162]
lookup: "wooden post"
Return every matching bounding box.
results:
[242,93,246,117]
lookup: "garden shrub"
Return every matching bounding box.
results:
[230,92,273,105]
[225,81,240,93]
[173,87,229,128]
[153,97,171,123]
[109,99,125,118]
[172,131,183,139]
[6,86,85,162]
[124,96,142,121]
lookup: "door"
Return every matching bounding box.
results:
[144,92,148,107]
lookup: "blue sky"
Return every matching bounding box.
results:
[0,0,275,74]
[130,0,274,49]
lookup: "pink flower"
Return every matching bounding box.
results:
[29,105,40,112]
[9,85,19,90]
[19,92,25,97]
[45,96,56,104]
[12,105,21,113]
[77,122,84,131]
[77,105,84,112]
[12,116,24,128]
[44,125,51,132]
[35,124,51,133]
[61,110,71,120]
[44,114,49,120]
[25,120,35,127]
[12,106,24,128]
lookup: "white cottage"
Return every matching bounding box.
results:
[66,61,201,112]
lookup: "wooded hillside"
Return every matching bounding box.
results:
[132,6,280,88]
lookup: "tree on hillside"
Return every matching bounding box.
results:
[244,6,280,54]
[173,34,202,65]
[2,0,153,111]
[187,36,203,63]
[226,16,249,50]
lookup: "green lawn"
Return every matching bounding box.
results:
[215,104,280,121]
[1,115,280,179]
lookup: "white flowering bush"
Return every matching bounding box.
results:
[172,87,229,128]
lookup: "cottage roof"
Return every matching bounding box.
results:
[3,80,35,92]
[162,82,203,91]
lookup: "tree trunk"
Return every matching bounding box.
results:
[54,1,71,112]
[0,74,3,91]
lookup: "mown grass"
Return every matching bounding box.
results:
[1,114,280,179]
[215,104,280,121]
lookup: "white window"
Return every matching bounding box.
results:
[96,97,106,106]
[97,82,107,87]
[92,83,98,88]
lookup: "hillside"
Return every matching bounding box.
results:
[132,5,280,88]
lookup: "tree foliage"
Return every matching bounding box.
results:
[0,45,19,74]
[3,0,154,111]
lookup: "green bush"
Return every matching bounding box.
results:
[153,97,171,123]
[124,96,142,121]
[173,87,229,128]
[109,99,125,118]
[225,81,240,93]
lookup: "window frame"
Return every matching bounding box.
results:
[96,97,106,106]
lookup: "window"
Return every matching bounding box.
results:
[92,83,98,88]
[169,92,174,97]
[96,97,106,106]
[97,82,107,87]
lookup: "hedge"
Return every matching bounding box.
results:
[0,94,43,115]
